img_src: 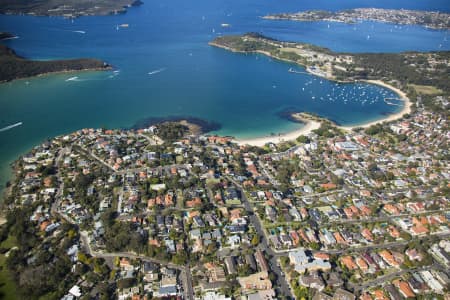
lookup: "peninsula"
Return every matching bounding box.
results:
[0,45,111,83]
[0,0,142,18]
[263,8,450,30]
[209,33,449,101]
[209,33,449,144]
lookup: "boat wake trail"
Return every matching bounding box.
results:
[0,122,22,133]
[108,70,121,78]
[65,76,79,82]
[148,68,166,75]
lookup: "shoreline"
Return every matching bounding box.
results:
[234,114,321,146]
[234,80,411,146]
[338,79,412,131]
[131,115,221,134]
[210,42,412,145]
[0,66,113,85]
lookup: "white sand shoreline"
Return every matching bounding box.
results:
[234,118,321,147]
[339,80,412,131]
[235,80,412,146]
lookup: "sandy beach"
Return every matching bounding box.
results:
[235,80,411,146]
[234,116,321,146]
[339,80,412,131]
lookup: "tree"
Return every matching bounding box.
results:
[251,235,260,247]
[117,278,137,289]
[172,250,188,265]
[296,135,311,144]
[280,256,290,268]
[309,242,321,250]
[400,232,412,241]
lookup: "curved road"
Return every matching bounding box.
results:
[232,178,294,299]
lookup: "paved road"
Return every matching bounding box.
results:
[98,252,194,300]
[75,145,117,172]
[231,178,294,299]
[256,161,280,187]
[79,234,195,300]
[138,133,164,145]
[51,147,72,221]
[268,231,450,256]
[312,208,450,228]
[349,263,439,292]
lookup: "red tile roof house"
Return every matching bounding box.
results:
[393,280,415,298]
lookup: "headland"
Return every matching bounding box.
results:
[0,0,143,18]
[0,44,111,83]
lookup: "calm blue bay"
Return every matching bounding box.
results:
[0,0,449,191]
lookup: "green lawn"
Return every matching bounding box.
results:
[0,235,18,300]
[409,84,443,95]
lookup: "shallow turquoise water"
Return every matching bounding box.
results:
[0,0,449,191]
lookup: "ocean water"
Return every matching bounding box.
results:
[0,0,449,191]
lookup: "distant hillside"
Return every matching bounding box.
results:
[0,45,111,82]
[0,0,143,17]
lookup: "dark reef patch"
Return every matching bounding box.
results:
[130,115,222,134]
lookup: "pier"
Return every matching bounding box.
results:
[288,67,308,75]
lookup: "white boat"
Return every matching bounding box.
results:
[66,76,78,81]
[221,23,231,27]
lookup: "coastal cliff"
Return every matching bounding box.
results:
[0,45,111,83]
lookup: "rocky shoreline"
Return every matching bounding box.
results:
[131,115,222,135]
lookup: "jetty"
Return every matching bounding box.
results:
[288,68,308,75]
[384,97,404,106]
